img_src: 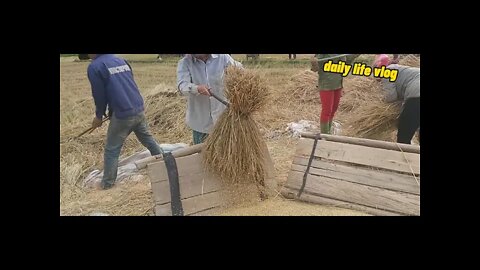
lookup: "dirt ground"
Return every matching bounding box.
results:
[60,54,379,216]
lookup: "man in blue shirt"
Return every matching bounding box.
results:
[87,54,162,190]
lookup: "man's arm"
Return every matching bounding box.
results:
[224,54,243,68]
[177,59,200,96]
[125,59,134,78]
[382,80,398,103]
[87,65,107,119]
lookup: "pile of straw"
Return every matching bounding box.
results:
[340,76,402,140]
[143,90,190,142]
[286,70,319,102]
[340,76,381,112]
[398,54,420,68]
[203,66,270,189]
[343,100,402,140]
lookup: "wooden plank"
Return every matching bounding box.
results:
[295,138,420,175]
[147,153,206,184]
[286,171,420,215]
[136,143,204,169]
[151,170,221,205]
[189,208,220,216]
[290,157,420,195]
[300,132,420,154]
[281,187,400,216]
[154,191,222,216]
[261,140,278,196]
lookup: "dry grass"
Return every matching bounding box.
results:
[286,70,319,102]
[399,54,420,68]
[142,85,190,143]
[60,154,87,205]
[60,178,154,216]
[341,76,381,112]
[340,77,402,141]
[343,101,402,140]
[340,75,397,139]
[203,67,270,189]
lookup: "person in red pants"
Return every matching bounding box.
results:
[312,54,360,134]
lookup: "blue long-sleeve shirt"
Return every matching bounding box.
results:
[87,54,144,119]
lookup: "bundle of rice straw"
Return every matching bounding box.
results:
[286,70,319,102]
[203,66,270,192]
[341,76,402,140]
[343,99,402,140]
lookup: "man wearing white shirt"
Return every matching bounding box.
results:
[176,54,243,144]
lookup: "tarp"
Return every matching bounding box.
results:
[83,143,188,188]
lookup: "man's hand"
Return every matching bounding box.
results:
[197,85,211,96]
[92,117,103,129]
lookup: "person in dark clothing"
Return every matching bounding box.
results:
[374,56,420,144]
[87,54,162,190]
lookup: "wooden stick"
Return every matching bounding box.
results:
[76,127,95,139]
[208,89,230,107]
[135,143,204,169]
[299,132,420,154]
[316,54,351,62]
[76,117,110,139]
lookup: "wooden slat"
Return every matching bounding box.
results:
[147,152,224,216]
[151,170,221,205]
[295,138,420,175]
[281,187,400,216]
[136,143,204,169]
[261,140,278,196]
[300,132,420,154]
[290,157,420,195]
[286,171,420,215]
[147,153,206,184]
[118,150,151,167]
[189,208,219,216]
[154,191,222,216]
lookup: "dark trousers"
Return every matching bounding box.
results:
[193,130,208,145]
[397,97,420,144]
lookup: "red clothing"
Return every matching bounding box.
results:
[320,89,342,123]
